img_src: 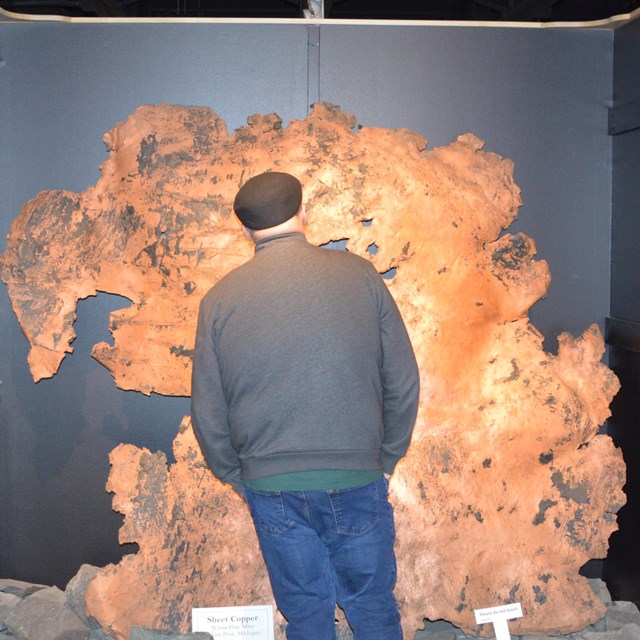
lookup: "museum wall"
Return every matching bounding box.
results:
[0,20,615,589]
[610,16,640,320]
[605,15,640,605]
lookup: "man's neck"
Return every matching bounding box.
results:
[246,215,306,244]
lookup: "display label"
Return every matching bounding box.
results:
[192,605,274,640]
[474,602,522,640]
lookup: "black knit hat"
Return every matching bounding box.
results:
[233,172,303,230]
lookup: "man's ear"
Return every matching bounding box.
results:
[300,205,308,226]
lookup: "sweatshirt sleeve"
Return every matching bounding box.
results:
[378,282,420,474]
[190,297,244,494]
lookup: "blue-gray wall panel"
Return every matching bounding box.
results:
[0,21,615,588]
[1,23,310,211]
[0,22,310,586]
[319,25,613,346]
[611,17,640,321]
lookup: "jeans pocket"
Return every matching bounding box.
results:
[328,480,380,536]
[244,488,294,537]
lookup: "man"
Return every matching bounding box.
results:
[191,171,420,640]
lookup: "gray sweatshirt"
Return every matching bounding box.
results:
[191,232,420,494]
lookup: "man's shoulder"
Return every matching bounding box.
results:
[198,259,253,307]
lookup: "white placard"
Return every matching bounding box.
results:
[474,603,522,640]
[192,605,274,640]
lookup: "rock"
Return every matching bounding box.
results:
[65,565,110,639]
[65,566,100,621]
[606,604,640,631]
[0,592,21,626]
[129,628,212,640]
[583,622,640,640]
[590,579,613,607]
[0,581,46,599]
[4,586,89,640]
[416,631,457,640]
[53,632,91,640]
[2,573,640,640]
[589,615,609,633]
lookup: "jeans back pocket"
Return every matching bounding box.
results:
[328,480,380,536]
[244,488,295,536]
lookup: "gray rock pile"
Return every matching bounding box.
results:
[0,565,211,640]
[407,579,640,640]
[1,569,638,640]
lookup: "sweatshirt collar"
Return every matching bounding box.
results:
[254,232,307,252]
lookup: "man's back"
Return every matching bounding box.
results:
[194,231,418,485]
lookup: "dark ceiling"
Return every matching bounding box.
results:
[2,0,640,22]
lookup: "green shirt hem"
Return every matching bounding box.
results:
[243,469,382,491]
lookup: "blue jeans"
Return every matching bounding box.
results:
[243,476,402,640]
